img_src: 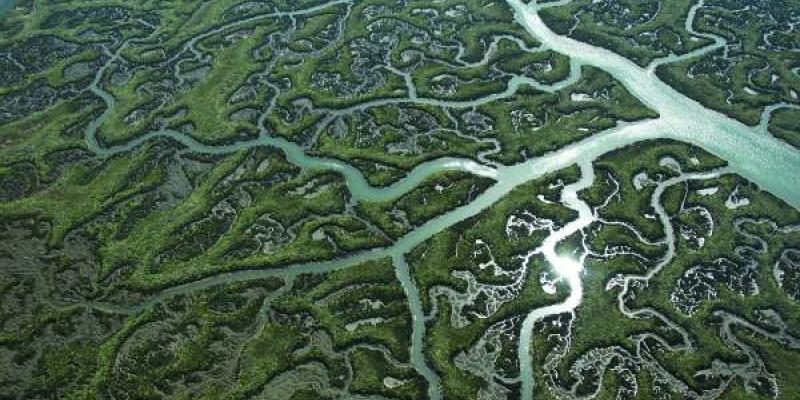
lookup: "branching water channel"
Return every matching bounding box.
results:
[71,0,800,398]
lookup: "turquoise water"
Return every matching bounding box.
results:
[507,0,800,397]
[0,0,15,19]
[83,2,800,397]
[7,0,800,397]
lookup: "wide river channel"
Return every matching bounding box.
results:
[4,0,800,398]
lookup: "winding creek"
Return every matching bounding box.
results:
[8,0,800,398]
[517,159,595,399]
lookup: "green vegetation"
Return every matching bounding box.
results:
[769,108,800,149]
[655,1,800,126]
[540,0,710,66]
[1,0,798,399]
[358,170,495,238]
[540,0,800,128]
[407,168,578,398]
[538,140,800,399]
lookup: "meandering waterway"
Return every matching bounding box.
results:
[508,0,800,398]
[6,0,800,398]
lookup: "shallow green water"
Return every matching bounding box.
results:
[7,0,800,397]
[508,0,800,397]
[0,0,15,19]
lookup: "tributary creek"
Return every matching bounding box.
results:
[7,0,800,398]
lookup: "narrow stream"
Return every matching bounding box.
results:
[518,159,595,399]
[7,0,800,398]
[506,1,800,398]
[510,0,800,208]
[647,0,725,72]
